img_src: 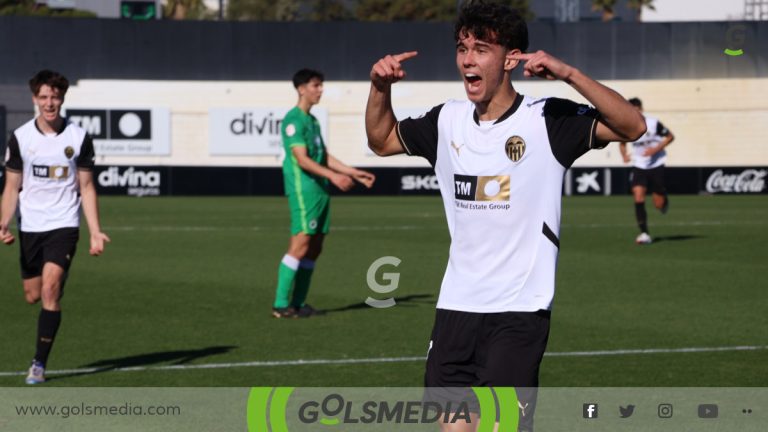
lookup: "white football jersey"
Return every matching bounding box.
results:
[397,95,605,312]
[627,116,670,169]
[4,118,95,232]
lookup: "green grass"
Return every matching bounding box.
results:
[0,195,765,387]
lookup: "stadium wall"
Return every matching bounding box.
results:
[0,17,765,83]
[2,17,766,195]
[54,77,768,168]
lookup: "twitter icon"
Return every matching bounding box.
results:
[619,405,636,418]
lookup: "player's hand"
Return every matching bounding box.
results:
[510,51,575,81]
[0,223,14,245]
[370,51,418,91]
[622,153,631,163]
[89,231,111,256]
[642,146,659,157]
[352,170,376,189]
[331,173,355,192]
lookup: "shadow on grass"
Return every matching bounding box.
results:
[323,294,435,314]
[47,345,237,382]
[653,234,705,243]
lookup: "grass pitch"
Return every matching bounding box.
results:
[0,195,765,387]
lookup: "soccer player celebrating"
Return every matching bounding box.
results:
[365,1,645,430]
[272,69,375,318]
[619,97,675,245]
[1,70,110,384]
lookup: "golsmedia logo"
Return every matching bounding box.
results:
[298,393,472,425]
[247,387,519,431]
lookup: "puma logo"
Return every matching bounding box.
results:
[451,141,464,156]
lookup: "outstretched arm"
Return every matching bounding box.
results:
[0,170,21,245]
[366,51,418,156]
[78,169,110,255]
[511,51,646,143]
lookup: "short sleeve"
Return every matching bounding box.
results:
[656,121,671,137]
[77,135,95,170]
[282,118,306,148]
[543,98,607,168]
[396,104,443,167]
[4,133,22,172]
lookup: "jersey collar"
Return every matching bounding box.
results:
[33,117,67,136]
[472,93,524,126]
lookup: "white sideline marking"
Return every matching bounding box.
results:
[0,345,765,378]
[101,219,765,233]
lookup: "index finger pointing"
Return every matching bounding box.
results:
[509,53,533,60]
[393,51,418,62]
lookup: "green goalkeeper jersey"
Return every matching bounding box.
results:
[281,106,329,196]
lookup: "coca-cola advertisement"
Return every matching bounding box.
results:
[703,168,767,194]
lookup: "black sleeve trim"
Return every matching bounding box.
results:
[395,122,412,155]
[542,222,560,249]
[396,104,443,167]
[5,133,23,171]
[589,117,609,150]
[544,98,603,168]
[76,134,95,170]
[656,121,670,137]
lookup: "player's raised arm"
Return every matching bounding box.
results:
[365,51,417,156]
[511,51,646,143]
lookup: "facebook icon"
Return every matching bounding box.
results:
[583,403,599,419]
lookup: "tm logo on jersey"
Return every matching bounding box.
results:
[454,174,510,201]
[32,165,69,180]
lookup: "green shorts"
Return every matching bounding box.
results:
[288,191,330,236]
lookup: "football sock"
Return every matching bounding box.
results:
[292,259,316,308]
[34,309,61,367]
[273,255,299,308]
[635,202,648,233]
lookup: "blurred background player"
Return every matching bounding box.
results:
[365,1,645,430]
[272,68,376,318]
[619,97,675,245]
[1,69,110,384]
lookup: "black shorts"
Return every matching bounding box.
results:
[425,308,551,388]
[423,309,550,429]
[19,228,79,279]
[630,166,666,194]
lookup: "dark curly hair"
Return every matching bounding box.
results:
[29,70,69,96]
[454,0,528,52]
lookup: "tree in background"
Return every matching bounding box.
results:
[592,0,655,22]
[163,0,212,20]
[0,0,95,17]
[591,0,616,21]
[310,0,353,21]
[355,0,532,22]
[626,0,655,21]
[227,0,300,21]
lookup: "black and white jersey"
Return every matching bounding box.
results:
[4,118,95,232]
[397,95,606,312]
[627,116,670,169]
